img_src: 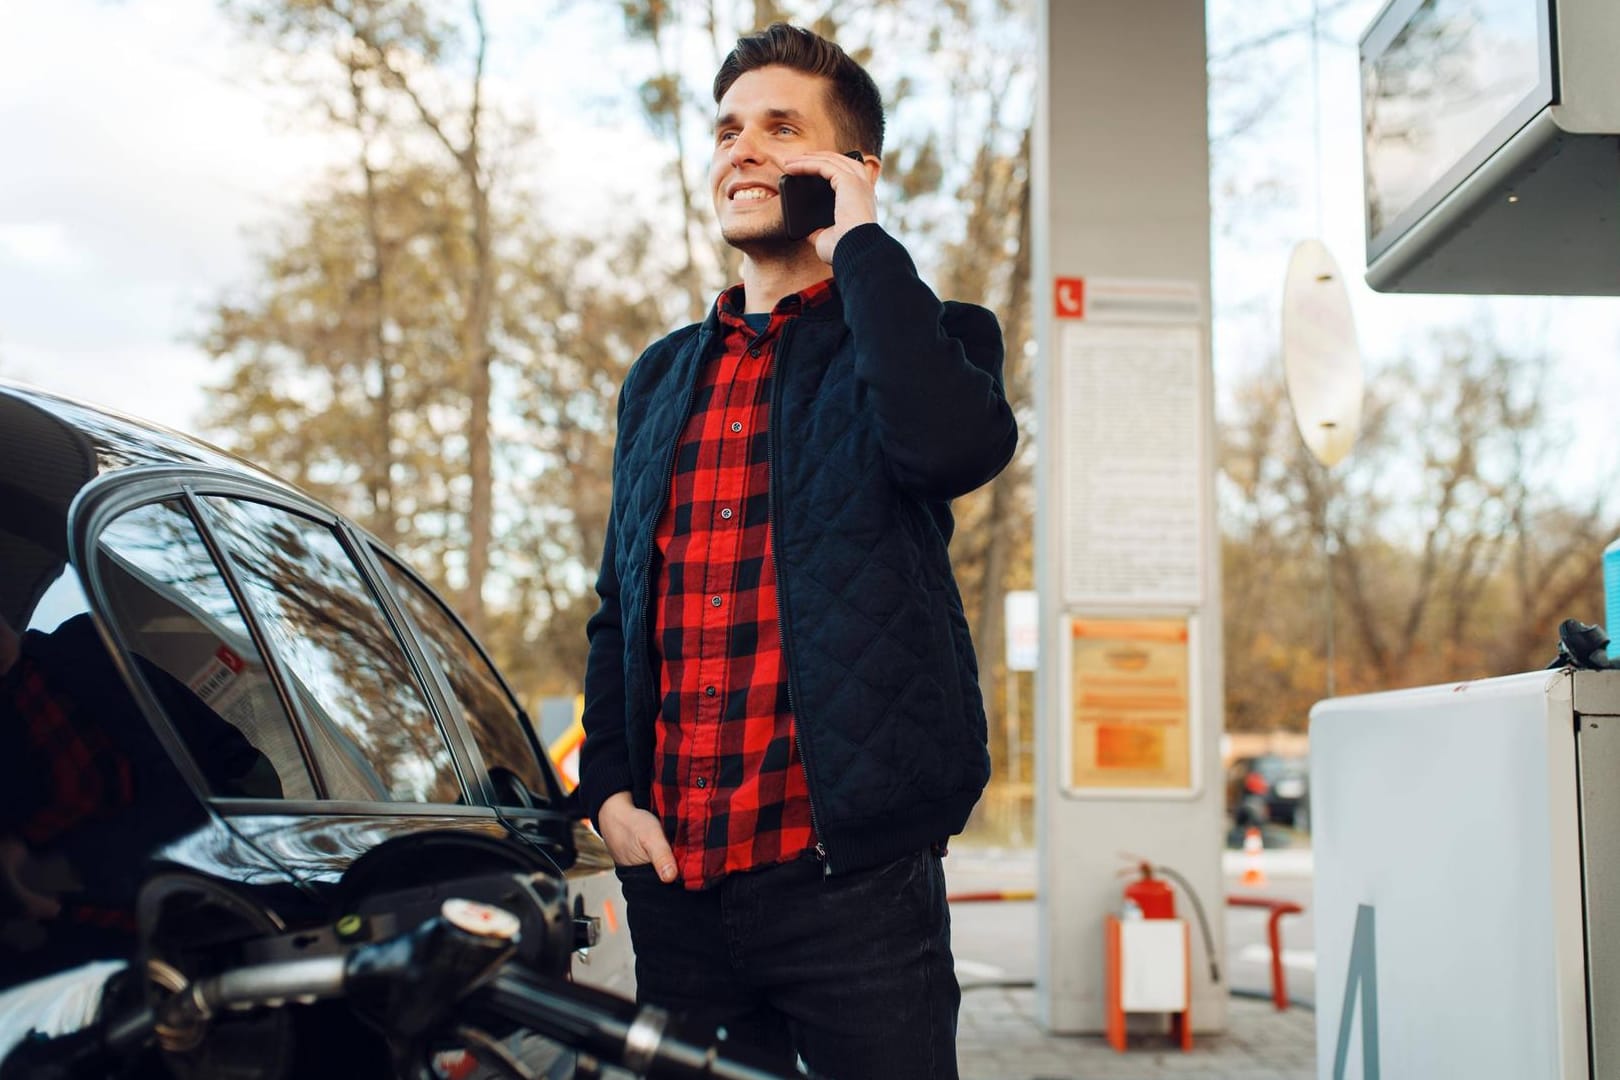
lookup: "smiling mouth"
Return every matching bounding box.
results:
[730,187,776,202]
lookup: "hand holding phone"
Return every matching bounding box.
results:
[779,150,866,240]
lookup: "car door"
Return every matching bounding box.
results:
[366,550,632,994]
[63,484,322,956]
[80,471,624,987]
[175,484,533,886]
[76,476,591,1072]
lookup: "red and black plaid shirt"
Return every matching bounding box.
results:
[1,650,134,847]
[648,279,836,889]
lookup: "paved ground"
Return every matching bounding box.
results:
[949,847,1318,1079]
[959,989,1315,1080]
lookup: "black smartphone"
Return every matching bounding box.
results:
[779,150,865,240]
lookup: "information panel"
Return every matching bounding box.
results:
[1060,323,1202,607]
[1067,617,1192,792]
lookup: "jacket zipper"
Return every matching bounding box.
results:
[765,322,832,876]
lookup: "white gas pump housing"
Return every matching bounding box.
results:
[1310,669,1620,1078]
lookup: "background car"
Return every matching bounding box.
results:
[0,380,630,1072]
[1225,753,1310,833]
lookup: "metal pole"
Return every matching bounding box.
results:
[1324,528,1336,699]
[1323,466,1336,699]
[1006,669,1023,844]
[1310,0,1324,237]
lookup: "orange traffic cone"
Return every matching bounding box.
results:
[1239,827,1267,888]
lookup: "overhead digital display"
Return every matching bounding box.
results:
[1362,0,1553,258]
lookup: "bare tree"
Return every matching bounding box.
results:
[223,0,503,632]
[1220,327,1617,730]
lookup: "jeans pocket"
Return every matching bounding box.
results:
[904,850,947,934]
[613,861,662,887]
[861,850,941,933]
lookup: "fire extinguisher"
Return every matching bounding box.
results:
[1118,858,1221,984]
[1122,862,1177,920]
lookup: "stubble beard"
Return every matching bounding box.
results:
[721,214,807,261]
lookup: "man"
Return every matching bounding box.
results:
[580,23,1016,1078]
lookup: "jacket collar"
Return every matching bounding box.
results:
[705,277,845,331]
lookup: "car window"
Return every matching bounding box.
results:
[27,572,93,637]
[377,554,554,804]
[1254,756,1306,781]
[198,497,461,804]
[94,499,316,800]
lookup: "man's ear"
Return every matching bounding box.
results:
[844,148,880,185]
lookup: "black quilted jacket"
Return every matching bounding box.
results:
[580,224,1018,875]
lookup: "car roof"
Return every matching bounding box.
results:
[1,379,301,627]
[0,379,299,489]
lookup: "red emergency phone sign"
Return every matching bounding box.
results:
[1054,277,1085,319]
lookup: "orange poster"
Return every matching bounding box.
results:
[1069,617,1192,791]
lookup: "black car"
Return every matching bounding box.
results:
[0,381,631,1070]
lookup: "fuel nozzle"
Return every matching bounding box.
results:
[345,899,520,1040]
[1550,618,1617,671]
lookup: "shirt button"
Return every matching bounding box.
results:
[711,595,723,608]
[748,347,761,357]
[730,421,743,433]
[695,777,708,789]
[705,686,717,697]
[720,508,733,520]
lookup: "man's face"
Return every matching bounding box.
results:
[711,65,843,252]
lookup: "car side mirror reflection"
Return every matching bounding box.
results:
[488,765,588,821]
[555,785,587,820]
[488,765,545,810]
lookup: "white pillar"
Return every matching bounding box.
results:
[1033,0,1226,1034]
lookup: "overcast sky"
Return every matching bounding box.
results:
[4,0,1618,505]
[0,0,631,427]
[0,2,301,425]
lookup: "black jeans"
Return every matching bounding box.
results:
[614,849,960,1080]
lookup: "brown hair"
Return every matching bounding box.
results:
[713,23,885,159]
